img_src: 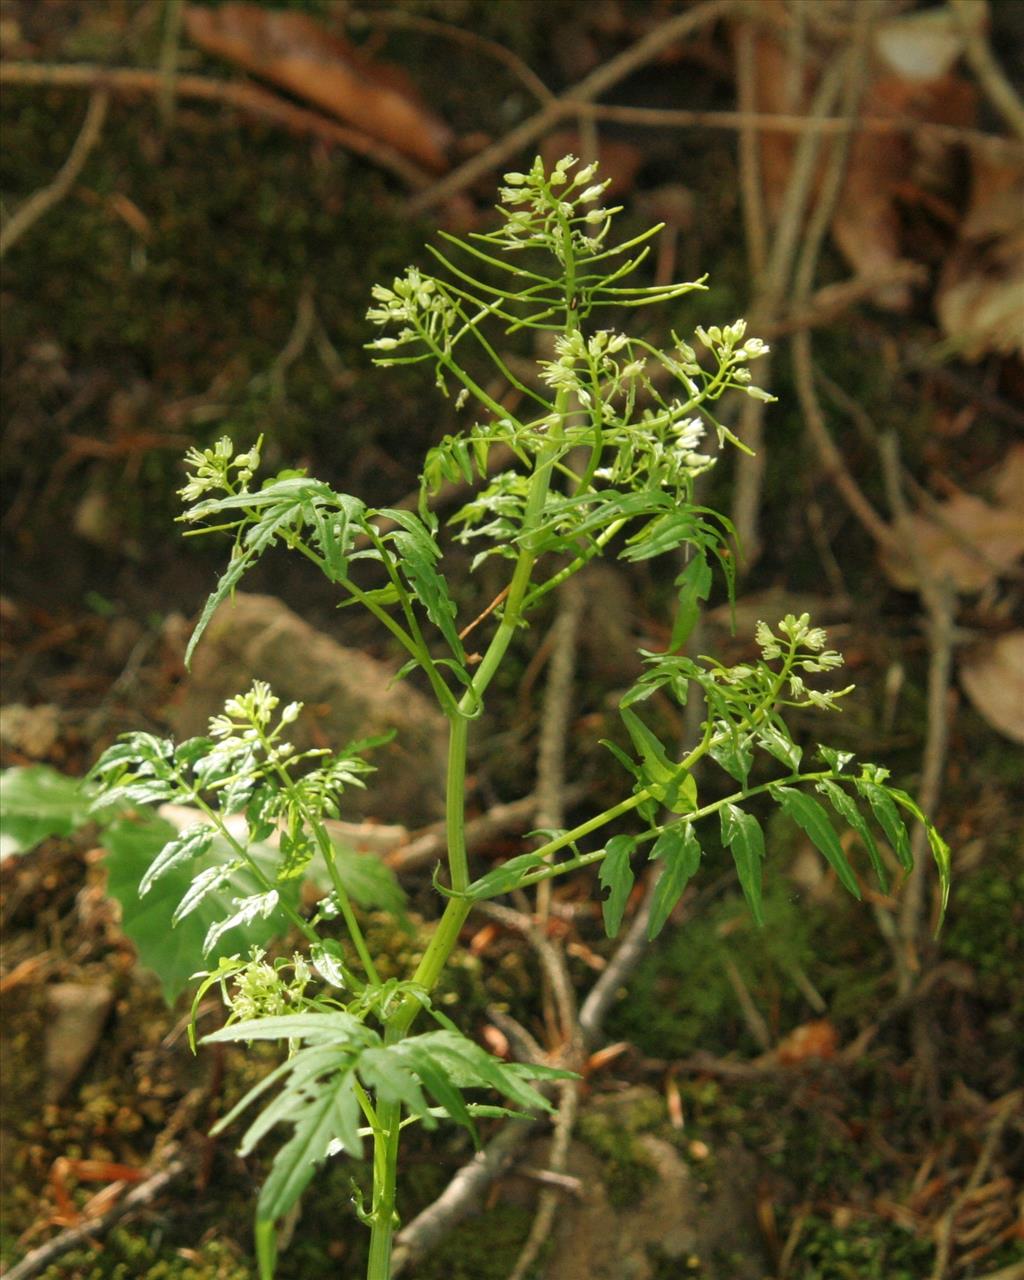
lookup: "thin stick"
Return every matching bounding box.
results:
[5,1158,187,1280]
[788,10,898,557]
[386,783,589,872]
[878,435,957,979]
[0,89,109,259]
[930,1091,1023,1280]
[722,953,772,1051]
[735,18,767,279]
[458,585,511,642]
[390,1118,541,1277]
[506,1080,579,1280]
[359,10,555,107]
[156,0,185,129]
[950,0,1024,141]
[578,868,663,1048]
[574,101,1024,163]
[476,901,578,1040]
[732,51,849,565]
[534,577,583,923]
[0,64,431,190]
[407,0,737,215]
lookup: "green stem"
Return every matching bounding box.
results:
[366,1098,401,1280]
[252,723,383,988]
[364,897,470,1278]
[187,792,320,946]
[365,203,581,1280]
[475,769,836,898]
[310,825,382,986]
[445,714,470,892]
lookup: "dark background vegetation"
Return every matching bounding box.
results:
[1,1,1022,1278]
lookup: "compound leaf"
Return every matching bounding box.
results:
[854,778,913,870]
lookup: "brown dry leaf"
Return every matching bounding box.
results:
[960,631,1024,743]
[775,1019,839,1065]
[936,153,1024,360]
[881,488,1024,593]
[991,443,1024,510]
[832,71,976,311]
[745,6,815,220]
[184,3,452,171]
[746,3,978,310]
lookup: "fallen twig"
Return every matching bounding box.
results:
[576,102,1024,164]
[930,1090,1023,1280]
[731,49,851,565]
[389,1117,541,1276]
[4,1156,188,1280]
[0,89,109,259]
[0,63,431,190]
[950,0,1024,142]
[578,867,663,1049]
[879,435,958,982]
[407,0,737,215]
[386,784,589,872]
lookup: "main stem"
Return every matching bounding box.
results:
[365,230,579,1280]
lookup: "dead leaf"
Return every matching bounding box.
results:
[960,631,1024,744]
[991,444,1024,510]
[184,4,452,171]
[745,4,977,311]
[831,71,977,312]
[936,154,1024,360]
[874,4,982,82]
[881,489,1024,594]
[775,1019,839,1065]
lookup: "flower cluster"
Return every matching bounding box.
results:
[538,329,644,407]
[226,949,312,1022]
[692,319,773,402]
[756,615,850,710]
[179,435,262,504]
[484,154,621,261]
[208,680,301,744]
[365,266,458,364]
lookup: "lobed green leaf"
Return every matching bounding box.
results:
[646,823,701,939]
[719,804,765,926]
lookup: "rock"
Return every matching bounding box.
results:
[0,704,61,758]
[169,593,447,824]
[44,982,114,1101]
[540,1135,699,1280]
[536,1089,766,1280]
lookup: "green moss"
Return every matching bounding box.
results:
[408,1205,536,1280]
[34,1228,252,1280]
[607,879,824,1059]
[790,1214,934,1280]
[577,1088,665,1208]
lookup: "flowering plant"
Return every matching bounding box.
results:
[91,156,949,1280]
